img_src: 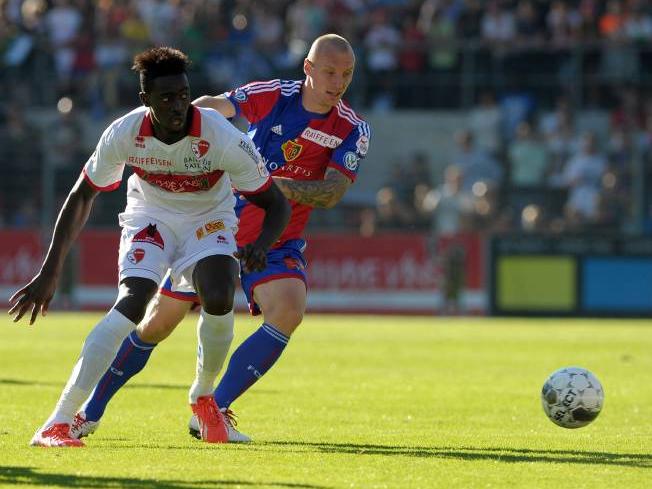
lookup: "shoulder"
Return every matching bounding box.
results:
[335,100,370,133]
[104,106,147,138]
[238,79,302,100]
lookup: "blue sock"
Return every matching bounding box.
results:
[83,331,156,422]
[214,323,288,408]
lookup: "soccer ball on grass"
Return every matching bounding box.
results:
[541,367,604,429]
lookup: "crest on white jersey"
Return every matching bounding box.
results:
[271,125,283,136]
[191,139,210,159]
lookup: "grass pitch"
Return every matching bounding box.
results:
[1,312,651,488]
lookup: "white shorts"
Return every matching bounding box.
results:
[118,209,238,294]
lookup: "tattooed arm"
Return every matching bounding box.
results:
[273,167,352,208]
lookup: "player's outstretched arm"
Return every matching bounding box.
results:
[8,175,99,324]
[236,183,291,273]
[192,95,237,119]
[273,167,352,209]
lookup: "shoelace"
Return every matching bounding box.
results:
[221,408,238,427]
[42,423,72,440]
[71,414,85,432]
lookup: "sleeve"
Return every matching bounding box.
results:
[82,123,125,192]
[224,80,281,123]
[221,134,272,195]
[329,121,371,182]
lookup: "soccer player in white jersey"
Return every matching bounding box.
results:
[8,47,290,447]
[68,35,370,444]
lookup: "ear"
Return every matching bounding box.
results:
[139,91,149,107]
[303,58,311,77]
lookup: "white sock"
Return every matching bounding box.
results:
[41,309,136,428]
[189,309,234,404]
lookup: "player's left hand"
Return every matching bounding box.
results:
[235,244,267,273]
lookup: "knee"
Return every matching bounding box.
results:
[114,279,158,324]
[200,288,234,316]
[137,313,177,343]
[265,306,303,336]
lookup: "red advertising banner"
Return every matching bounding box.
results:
[1,230,486,313]
[306,233,483,291]
[0,231,42,286]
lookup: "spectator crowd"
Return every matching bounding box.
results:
[1,0,652,235]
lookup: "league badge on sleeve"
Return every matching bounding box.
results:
[234,89,248,102]
[343,151,360,171]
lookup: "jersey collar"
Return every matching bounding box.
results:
[138,106,202,138]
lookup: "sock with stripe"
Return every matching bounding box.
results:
[214,323,289,409]
[82,330,157,422]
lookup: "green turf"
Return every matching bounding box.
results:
[1,312,651,488]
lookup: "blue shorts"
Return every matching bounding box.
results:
[160,239,308,316]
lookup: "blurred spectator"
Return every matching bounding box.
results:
[556,132,608,227]
[508,121,548,187]
[468,90,502,156]
[422,165,474,234]
[44,0,83,89]
[451,129,504,192]
[364,8,401,109]
[481,1,515,47]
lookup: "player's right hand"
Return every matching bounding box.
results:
[235,244,268,274]
[8,272,58,325]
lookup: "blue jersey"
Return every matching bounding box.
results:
[225,79,370,246]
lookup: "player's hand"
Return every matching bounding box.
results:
[235,244,268,273]
[8,272,58,325]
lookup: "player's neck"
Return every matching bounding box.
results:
[301,86,332,115]
[152,110,191,145]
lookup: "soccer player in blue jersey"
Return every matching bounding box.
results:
[70,34,371,443]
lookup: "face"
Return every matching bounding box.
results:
[140,73,191,136]
[304,47,355,111]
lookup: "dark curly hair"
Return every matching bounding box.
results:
[132,47,190,92]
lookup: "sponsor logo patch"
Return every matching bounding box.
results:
[191,139,210,159]
[356,134,369,156]
[300,128,342,148]
[271,125,283,135]
[216,235,229,244]
[343,151,359,171]
[281,140,303,162]
[132,224,164,250]
[238,139,260,164]
[196,220,225,240]
[127,248,146,264]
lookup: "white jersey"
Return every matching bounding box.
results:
[83,106,271,217]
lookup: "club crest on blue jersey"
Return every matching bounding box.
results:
[281,140,303,162]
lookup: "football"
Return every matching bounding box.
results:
[541,367,604,429]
